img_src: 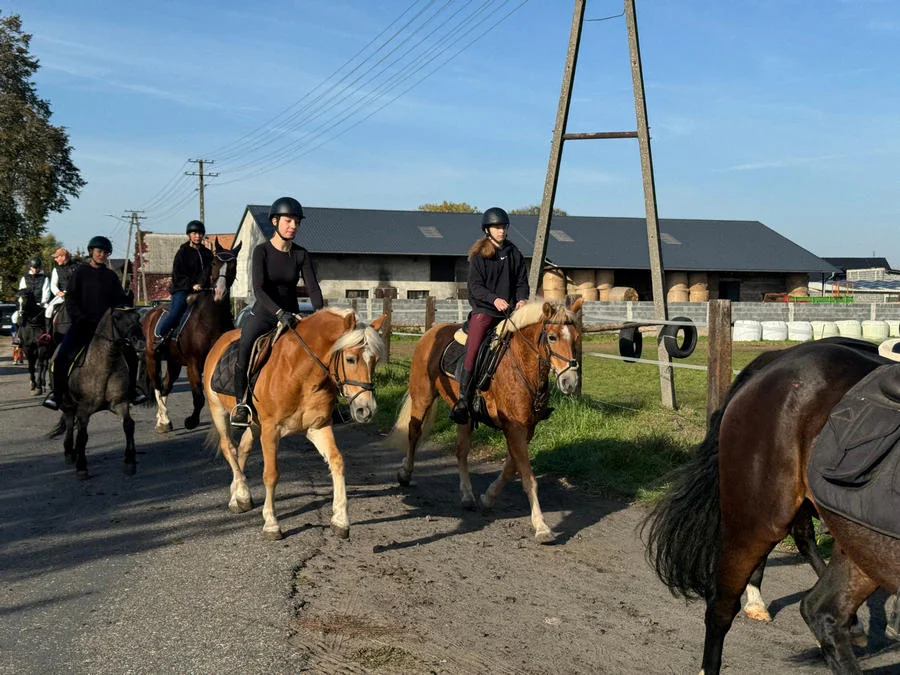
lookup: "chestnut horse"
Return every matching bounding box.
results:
[142,238,241,433]
[386,298,582,544]
[644,337,900,674]
[203,307,385,540]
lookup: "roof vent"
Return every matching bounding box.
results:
[661,232,682,245]
[418,226,443,238]
[550,229,574,242]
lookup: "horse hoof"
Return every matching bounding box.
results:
[155,422,173,434]
[31,388,41,396]
[76,470,89,480]
[123,462,136,476]
[397,469,411,487]
[184,416,198,430]
[479,495,492,515]
[228,497,253,513]
[850,621,868,648]
[330,523,350,539]
[535,529,558,545]
[64,453,75,465]
[461,497,476,511]
[262,528,283,541]
[744,603,772,622]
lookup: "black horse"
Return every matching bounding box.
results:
[644,337,900,674]
[15,289,51,395]
[57,307,148,478]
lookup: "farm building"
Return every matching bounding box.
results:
[230,206,838,304]
[131,232,236,303]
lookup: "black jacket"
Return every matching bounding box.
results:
[170,241,213,293]
[66,263,131,325]
[467,239,529,318]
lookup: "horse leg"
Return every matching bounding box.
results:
[702,529,776,674]
[800,545,876,675]
[456,422,476,510]
[259,424,284,540]
[154,360,178,433]
[742,559,772,622]
[210,406,254,514]
[397,388,437,486]
[115,402,136,475]
[74,415,90,480]
[62,413,75,464]
[183,363,204,430]
[308,426,350,539]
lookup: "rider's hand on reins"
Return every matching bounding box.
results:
[276,310,297,329]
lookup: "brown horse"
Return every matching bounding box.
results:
[644,336,900,674]
[142,238,241,433]
[385,298,583,544]
[203,307,385,540]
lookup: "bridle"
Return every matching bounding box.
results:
[287,325,375,406]
[94,307,143,351]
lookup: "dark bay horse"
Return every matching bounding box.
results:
[644,337,899,674]
[142,238,241,433]
[57,307,148,479]
[203,307,386,540]
[15,289,51,395]
[385,298,583,544]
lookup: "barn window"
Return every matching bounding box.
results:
[430,256,455,282]
[407,290,429,299]
[345,289,369,299]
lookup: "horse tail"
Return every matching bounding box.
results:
[384,391,439,454]
[642,349,779,600]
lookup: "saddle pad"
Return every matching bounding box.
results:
[157,304,194,340]
[440,340,467,381]
[808,364,900,539]
[210,330,278,397]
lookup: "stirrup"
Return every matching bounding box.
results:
[230,403,253,428]
[448,402,470,425]
[42,393,59,411]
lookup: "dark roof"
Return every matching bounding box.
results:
[822,257,893,272]
[239,206,838,274]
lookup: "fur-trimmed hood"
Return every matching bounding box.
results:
[468,236,498,261]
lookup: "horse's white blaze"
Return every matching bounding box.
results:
[562,325,571,342]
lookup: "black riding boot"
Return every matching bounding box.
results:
[231,365,252,427]
[124,348,148,405]
[449,369,475,425]
[43,360,68,411]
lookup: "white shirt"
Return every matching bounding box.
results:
[18,272,52,305]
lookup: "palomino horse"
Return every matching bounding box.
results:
[644,337,898,674]
[386,298,582,543]
[142,238,241,433]
[57,307,148,479]
[203,307,386,540]
[15,289,51,395]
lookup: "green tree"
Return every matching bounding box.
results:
[417,201,478,213]
[0,13,85,297]
[509,205,568,216]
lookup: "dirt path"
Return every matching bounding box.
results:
[1,336,898,673]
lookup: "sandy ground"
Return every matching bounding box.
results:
[1,334,899,673]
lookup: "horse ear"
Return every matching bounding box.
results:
[343,311,356,330]
[369,314,387,331]
[542,302,552,319]
[214,237,222,252]
[568,297,584,314]
[232,242,242,255]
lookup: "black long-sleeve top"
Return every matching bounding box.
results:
[170,241,213,293]
[66,263,131,324]
[468,240,530,318]
[251,241,324,316]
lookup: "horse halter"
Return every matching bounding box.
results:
[539,320,580,382]
[287,326,375,406]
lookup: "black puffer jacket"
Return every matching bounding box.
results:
[170,241,213,293]
[467,238,529,318]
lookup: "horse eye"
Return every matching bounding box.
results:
[346,356,357,365]
[548,334,557,342]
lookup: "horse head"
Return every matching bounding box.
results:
[15,289,40,327]
[108,307,147,354]
[210,237,242,302]
[328,312,387,423]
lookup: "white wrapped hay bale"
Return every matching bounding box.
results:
[861,320,890,340]
[761,321,789,341]
[821,321,840,338]
[733,320,762,341]
[835,320,862,338]
[887,320,900,338]
[810,321,826,340]
[787,321,813,341]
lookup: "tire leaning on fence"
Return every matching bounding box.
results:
[618,324,643,362]
[658,317,698,358]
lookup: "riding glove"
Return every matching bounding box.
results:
[276,310,296,329]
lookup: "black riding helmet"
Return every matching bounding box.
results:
[481,207,510,231]
[186,220,206,235]
[88,235,113,254]
[269,197,304,221]
[29,257,42,269]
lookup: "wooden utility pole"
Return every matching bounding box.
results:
[706,299,733,423]
[186,158,218,223]
[121,210,145,289]
[527,0,676,408]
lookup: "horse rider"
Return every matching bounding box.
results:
[43,236,147,410]
[152,219,213,351]
[45,247,78,327]
[18,256,52,336]
[448,207,529,425]
[230,196,324,428]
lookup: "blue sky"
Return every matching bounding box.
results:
[7,1,900,266]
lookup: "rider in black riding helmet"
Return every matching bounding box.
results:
[230,197,325,428]
[18,256,52,336]
[43,236,147,410]
[448,207,529,425]
[153,219,213,351]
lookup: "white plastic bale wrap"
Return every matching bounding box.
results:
[835,320,862,338]
[810,321,826,340]
[889,320,900,338]
[761,320,789,341]
[733,320,762,341]
[787,321,813,341]
[861,320,890,340]
[821,322,840,338]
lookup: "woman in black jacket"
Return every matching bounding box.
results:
[230,197,324,428]
[449,207,529,424]
[153,220,213,351]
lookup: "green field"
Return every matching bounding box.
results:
[372,335,805,503]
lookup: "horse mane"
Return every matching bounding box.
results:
[495,299,572,336]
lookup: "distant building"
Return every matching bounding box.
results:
[131,233,236,304]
